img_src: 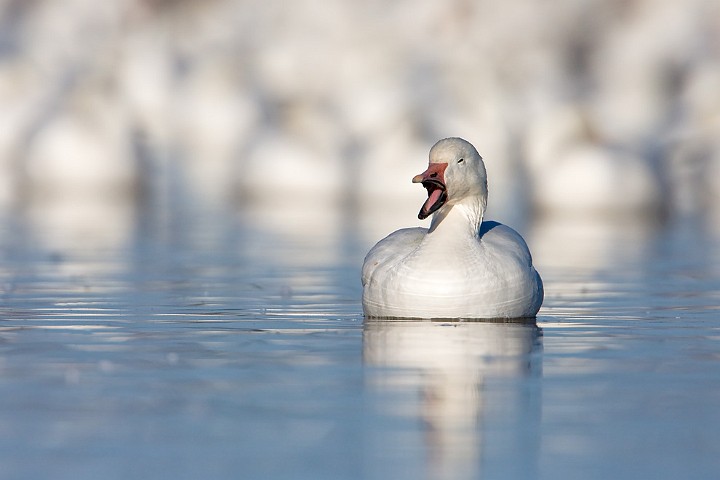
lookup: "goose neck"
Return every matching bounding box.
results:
[427,199,485,240]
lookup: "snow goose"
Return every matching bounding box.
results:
[362,137,543,319]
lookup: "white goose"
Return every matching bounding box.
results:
[362,137,543,319]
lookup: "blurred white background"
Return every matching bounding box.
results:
[1,0,719,251]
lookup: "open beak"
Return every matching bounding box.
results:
[412,163,448,220]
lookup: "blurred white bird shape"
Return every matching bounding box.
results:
[362,137,543,319]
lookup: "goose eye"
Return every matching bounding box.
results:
[457,158,464,164]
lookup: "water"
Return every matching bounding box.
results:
[1,205,719,480]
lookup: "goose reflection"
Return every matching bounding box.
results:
[363,318,542,480]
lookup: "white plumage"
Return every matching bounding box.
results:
[362,137,543,319]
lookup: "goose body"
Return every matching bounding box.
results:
[362,137,543,319]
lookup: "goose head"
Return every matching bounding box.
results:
[413,137,488,220]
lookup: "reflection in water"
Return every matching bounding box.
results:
[364,319,542,480]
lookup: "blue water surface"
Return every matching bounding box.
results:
[1,206,719,480]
